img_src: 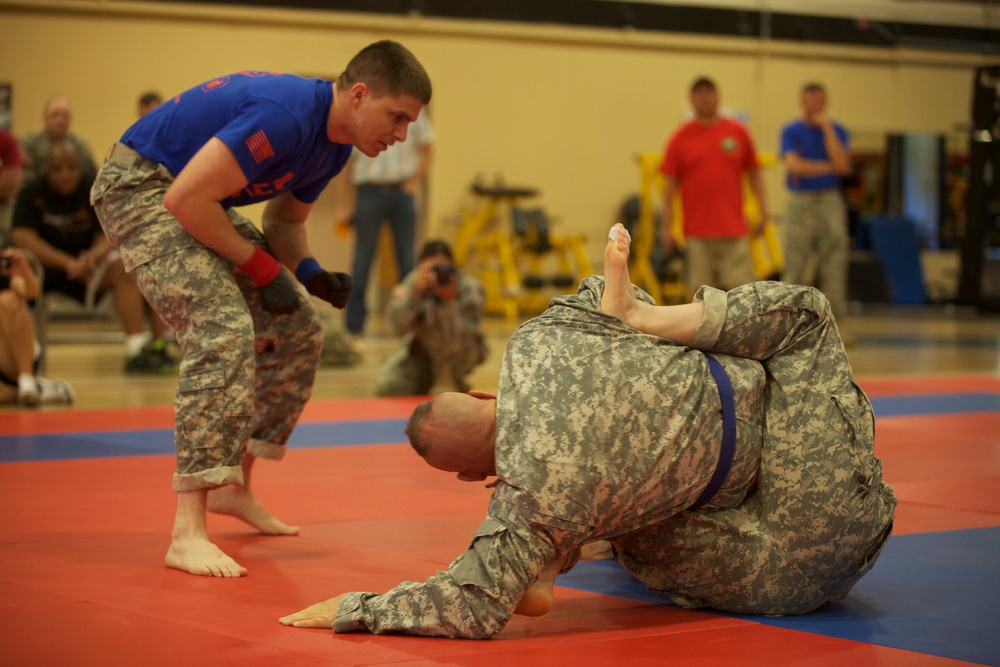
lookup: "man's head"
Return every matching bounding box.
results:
[137,91,163,117]
[800,82,828,120]
[44,142,82,195]
[42,96,72,141]
[419,239,456,287]
[689,76,719,122]
[339,40,432,105]
[405,391,497,482]
[334,40,432,157]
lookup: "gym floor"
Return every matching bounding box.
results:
[1,303,998,666]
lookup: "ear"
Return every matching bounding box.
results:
[350,82,368,106]
[469,390,496,400]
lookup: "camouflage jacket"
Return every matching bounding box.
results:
[335,277,767,638]
[383,268,487,362]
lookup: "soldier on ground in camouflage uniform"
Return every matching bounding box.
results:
[90,41,432,578]
[375,239,487,396]
[281,223,896,637]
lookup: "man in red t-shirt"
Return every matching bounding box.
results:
[0,127,24,246]
[660,77,767,293]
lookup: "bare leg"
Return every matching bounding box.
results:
[106,260,147,336]
[165,489,248,577]
[206,452,300,536]
[601,223,704,345]
[0,289,37,377]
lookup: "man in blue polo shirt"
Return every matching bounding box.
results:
[779,82,852,325]
[91,40,432,578]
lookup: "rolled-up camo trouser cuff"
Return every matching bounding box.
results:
[248,438,287,461]
[172,464,243,492]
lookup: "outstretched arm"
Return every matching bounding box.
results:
[280,514,572,639]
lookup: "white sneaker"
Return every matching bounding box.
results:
[17,374,40,407]
[37,377,75,405]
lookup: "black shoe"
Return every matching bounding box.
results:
[125,346,166,374]
[149,339,180,369]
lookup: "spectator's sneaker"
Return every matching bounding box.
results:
[37,377,75,405]
[125,346,166,374]
[17,374,41,407]
[146,339,180,370]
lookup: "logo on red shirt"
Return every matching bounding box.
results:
[246,130,275,164]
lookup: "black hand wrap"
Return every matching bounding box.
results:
[239,247,300,315]
[296,258,352,309]
[308,271,353,309]
[259,272,301,315]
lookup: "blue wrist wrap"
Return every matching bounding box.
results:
[295,258,322,287]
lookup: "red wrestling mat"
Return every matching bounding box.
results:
[1,378,997,666]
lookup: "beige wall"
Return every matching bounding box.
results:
[1,1,995,271]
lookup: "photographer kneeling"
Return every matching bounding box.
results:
[375,239,488,396]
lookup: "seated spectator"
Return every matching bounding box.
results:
[0,247,74,406]
[375,239,487,396]
[137,91,163,118]
[19,96,97,184]
[12,143,175,373]
[0,127,23,247]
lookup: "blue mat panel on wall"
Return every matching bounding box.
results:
[856,215,928,305]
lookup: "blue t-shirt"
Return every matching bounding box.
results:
[120,72,352,208]
[779,119,849,192]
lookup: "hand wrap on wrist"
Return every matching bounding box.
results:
[239,246,282,287]
[240,247,299,315]
[296,257,352,309]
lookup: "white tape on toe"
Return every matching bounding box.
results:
[609,226,620,241]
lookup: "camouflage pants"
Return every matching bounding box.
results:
[375,309,487,396]
[613,282,896,615]
[782,190,849,318]
[91,151,323,492]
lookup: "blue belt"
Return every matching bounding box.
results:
[689,354,737,510]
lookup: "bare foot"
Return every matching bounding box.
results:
[515,552,570,617]
[165,536,248,577]
[580,540,614,561]
[601,223,642,326]
[207,484,300,536]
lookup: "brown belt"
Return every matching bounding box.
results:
[106,142,156,171]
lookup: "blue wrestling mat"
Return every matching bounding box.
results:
[1,392,994,464]
[0,419,408,463]
[558,526,1000,666]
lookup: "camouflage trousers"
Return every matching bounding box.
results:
[375,310,487,396]
[613,282,897,615]
[781,190,849,318]
[91,149,323,492]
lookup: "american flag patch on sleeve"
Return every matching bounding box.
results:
[246,130,275,164]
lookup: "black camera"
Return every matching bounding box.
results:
[431,262,456,287]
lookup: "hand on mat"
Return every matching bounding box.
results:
[279,593,346,628]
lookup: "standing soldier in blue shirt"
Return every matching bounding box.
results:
[780,82,852,325]
[91,41,432,578]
